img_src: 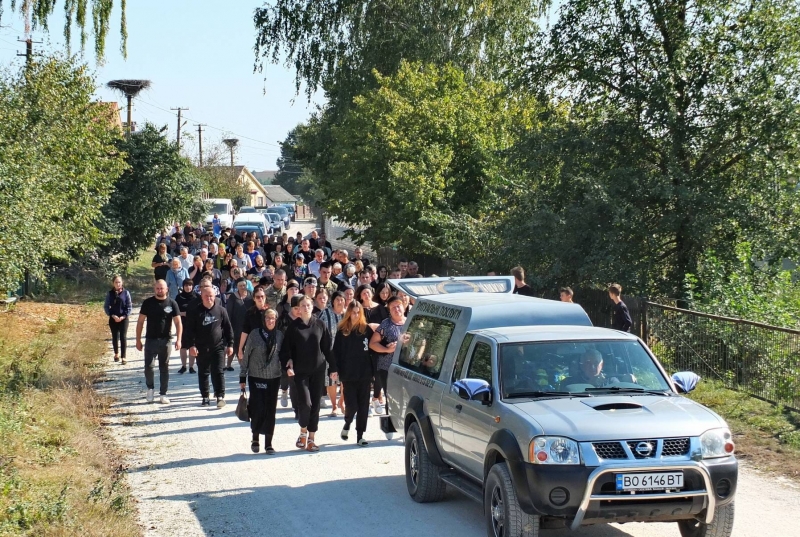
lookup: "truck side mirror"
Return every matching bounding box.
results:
[453,379,492,404]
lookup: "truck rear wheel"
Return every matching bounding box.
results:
[405,422,446,502]
[678,502,734,537]
[485,463,540,537]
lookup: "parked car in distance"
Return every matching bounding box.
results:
[238,206,257,214]
[268,205,291,230]
[385,280,737,537]
[259,210,285,235]
[280,203,296,219]
[205,198,234,230]
[230,225,265,245]
[233,213,272,236]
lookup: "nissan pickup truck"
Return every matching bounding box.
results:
[384,283,737,537]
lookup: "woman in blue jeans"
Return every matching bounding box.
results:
[104,275,133,364]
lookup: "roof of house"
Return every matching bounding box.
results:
[252,170,278,184]
[264,185,298,203]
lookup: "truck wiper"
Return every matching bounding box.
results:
[584,386,671,395]
[506,391,592,399]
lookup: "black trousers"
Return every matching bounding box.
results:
[343,379,371,435]
[248,376,281,438]
[197,346,225,398]
[109,317,129,357]
[294,365,326,432]
[280,372,299,410]
[144,338,170,395]
[373,368,389,403]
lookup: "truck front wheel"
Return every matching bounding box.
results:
[678,502,735,537]
[484,463,540,537]
[404,422,446,502]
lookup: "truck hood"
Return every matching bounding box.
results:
[512,395,725,441]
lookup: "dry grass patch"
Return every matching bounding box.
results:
[0,301,140,536]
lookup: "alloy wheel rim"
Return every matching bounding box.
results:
[491,486,505,537]
[409,439,419,488]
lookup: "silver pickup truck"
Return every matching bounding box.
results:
[384,278,737,537]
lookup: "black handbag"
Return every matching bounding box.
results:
[235,390,249,422]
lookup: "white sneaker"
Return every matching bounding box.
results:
[216,397,226,409]
[320,397,329,409]
[368,405,374,416]
[373,399,385,415]
[146,389,154,403]
[280,390,288,408]
[385,432,395,440]
[159,395,170,404]
[341,427,349,440]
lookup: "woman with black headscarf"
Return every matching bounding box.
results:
[240,308,283,454]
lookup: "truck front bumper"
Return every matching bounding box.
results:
[517,457,737,529]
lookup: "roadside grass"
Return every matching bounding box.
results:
[0,299,139,535]
[688,380,800,479]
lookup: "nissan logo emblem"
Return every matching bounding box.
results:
[635,441,654,457]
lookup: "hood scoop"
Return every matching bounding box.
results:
[582,401,643,411]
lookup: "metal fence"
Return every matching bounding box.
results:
[645,304,800,411]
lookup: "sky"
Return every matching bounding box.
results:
[0,0,322,171]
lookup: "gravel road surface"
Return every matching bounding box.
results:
[99,221,800,537]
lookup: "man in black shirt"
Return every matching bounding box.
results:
[511,266,535,297]
[609,283,632,332]
[136,280,182,404]
[184,285,235,408]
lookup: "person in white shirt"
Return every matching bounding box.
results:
[308,249,326,277]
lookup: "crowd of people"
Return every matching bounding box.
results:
[104,220,632,455]
[106,221,426,454]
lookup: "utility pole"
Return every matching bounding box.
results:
[171,107,188,147]
[197,124,206,167]
[17,37,41,66]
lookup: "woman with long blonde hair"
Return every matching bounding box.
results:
[333,301,375,446]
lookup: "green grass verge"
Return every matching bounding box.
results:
[688,380,800,477]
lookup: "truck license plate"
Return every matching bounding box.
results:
[616,472,683,491]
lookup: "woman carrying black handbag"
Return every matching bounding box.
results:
[240,308,283,455]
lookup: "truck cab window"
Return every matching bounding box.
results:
[466,343,492,384]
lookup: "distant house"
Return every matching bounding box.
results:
[206,165,270,207]
[252,170,278,185]
[263,185,298,206]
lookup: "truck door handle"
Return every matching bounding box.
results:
[455,404,463,412]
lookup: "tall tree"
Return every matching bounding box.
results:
[515,0,800,299]
[99,124,206,265]
[0,53,126,293]
[320,61,535,260]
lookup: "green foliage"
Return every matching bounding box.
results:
[0,54,126,295]
[99,123,206,265]
[254,0,543,103]
[320,61,534,259]
[195,165,250,211]
[274,127,318,203]
[511,0,800,300]
[0,0,127,59]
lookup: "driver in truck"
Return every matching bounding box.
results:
[561,349,619,388]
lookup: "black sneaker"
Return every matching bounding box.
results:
[177,366,187,374]
[224,366,235,372]
[189,367,196,374]
[201,397,210,406]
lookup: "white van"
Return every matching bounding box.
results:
[205,198,234,231]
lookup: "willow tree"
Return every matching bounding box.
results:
[0,0,127,59]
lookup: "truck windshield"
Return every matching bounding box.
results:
[500,340,671,398]
[211,203,228,214]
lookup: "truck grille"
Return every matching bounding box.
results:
[662,438,691,456]
[592,438,691,460]
[593,442,627,459]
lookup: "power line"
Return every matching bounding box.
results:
[136,96,282,148]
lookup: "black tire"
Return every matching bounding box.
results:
[678,502,735,537]
[484,463,540,537]
[404,421,446,502]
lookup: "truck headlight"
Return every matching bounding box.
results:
[529,436,581,464]
[700,428,735,458]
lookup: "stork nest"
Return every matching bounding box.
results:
[107,79,152,97]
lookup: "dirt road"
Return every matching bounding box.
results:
[99,221,800,537]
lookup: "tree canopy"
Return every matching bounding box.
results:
[0,54,126,293]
